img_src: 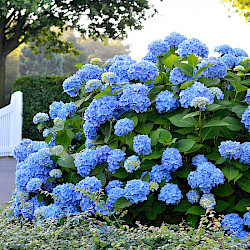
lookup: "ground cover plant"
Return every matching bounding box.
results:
[9,32,250,245]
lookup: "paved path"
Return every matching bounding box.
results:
[0,157,16,205]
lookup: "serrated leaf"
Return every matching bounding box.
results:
[215,200,231,212]
[175,139,196,153]
[187,205,205,215]
[187,54,198,67]
[180,80,194,90]
[214,182,235,197]
[145,208,157,220]
[57,155,76,170]
[50,145,64,156]
[222,166,240,181]
[113,168,129,179]
[182,111,200,120]
[173,199,191,212]
[74,63,84,69]
[234,198,250,212]
[135,123,154,134]
[129,116,138,128]
[232,105,247,118]
[173,61,194,76]
[114,197,133,209]
[202,120,230,128]
[168,114,195,127]
[237,177,250,193]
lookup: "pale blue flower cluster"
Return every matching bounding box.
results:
[128,61,159,82]
[149,164,172,183]
[244,211,250,228]
[133,134,152,155]
[214,44,234,55]
[169,68,193,85]
[124,179,150,204]
[76,64,103,82]
[49,101,77,120]
[222,213,244,233]
[246,89,250,104]
[218,140,241,160]
[49,169,63,178]
[158,183,182,205]
[190,97,209,111]
[43,129,50,137]
[101,72,119,85]
[42,204,64,219]
[109,60,135,82]
[188,162,224,193]
[209,87,224,100]
[63,75,82,97]
[148,39,170,56]
[199,193,216,210]
[95,145,111,163]
[114,118,134,136]
[33,112,49,124]
[85,79,102,92]
[192,154,208,167]
[161,148,182,172]
[104,55,134,71]
[155,90,179,114]
[220,54,239,68]
[177,38,209,58]
[186,190,200,204]
[107,187,125,206]
[142,52,157,63]
[179,82,214,109]
[107,149,126,173]
[164,32,187,48]
[233,48,248,58]
[239,142,250,165]
[105,180,123,193]
[119,83,151,113]
[26,178,43,192]
[242,106,250,132]
[124,155,140,173]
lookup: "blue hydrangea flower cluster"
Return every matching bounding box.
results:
[190,97,209,111]
[76,64,103,82]
[149,164,172,183]
[104,55,134,71]
[246,89,250,104]
[133,134,152,155]
[124,155,140,173]
[244,211,250,228]
[209,87,224,100]
[148,39,170,57]
[177,38,209,58]
[164,32,187,48]
[158,183,182,205]
[95,145,111,164]
[49,101,76,120]
[43,129,50,137]
[33,112,49,124]
[42,204,64,219]
[186,190,200,204]
[188,162,225,193]
[199,193,216,210]
[155,90,179,113]
[101,72,119,85]
[198,57,227,79]
[124,180,150,204]
[26,178,43,192]
[233,48,248,58]
[169,68,193,85]
[179,82,214,109]
[49,169,63,178]
[114,118,134,136]
[222,213,244,233]
[220,54,239,68]
[105,180,123,193]
[85,79,102,92]
[242,106,250,132]
[63,75,82,97]
[192,154,208,167]
[218,140,241,160]
[128,61,159,82]
[161,148,182,172]
[119,83,151,113]
[142,52,157,63]
[214,44,234,55]
[107,149,126,173]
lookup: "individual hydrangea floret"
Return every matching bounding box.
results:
[179,82,214,109]
[161,148,182,172]
[148,39,170,56]
[114,118,134,136]
[107,149,126,173]
[169,68,193,85]
[158,183,182,205]
[128,61,159,82]
[76,64,103,82]
[186,190,200,204]
[49,169,62,178]
[222,213,244,233]
[177,38,209,58]
[192,154,208,167]
[188,162,225,193]
[33,112,49,124]
[74,149,98,177]
[210,87,224,100]
[191,97,209,111]
[243,211,250,228]
[149,164,172,183]
[164,32,187,48]
[218,141,241,160]
[133,134,152,155]
[63,75,82,97]
[214,44,233,55]
[124,155,140,173]
[105,180,123,194]
[199,193,216,210]
[149,181,159,192]
[85,79,102,92]
[142,52,157,63]
[95,145,111,163]
[26,178,43,192]
[198,57,227,79]
[220,54,238,68]
[238,142,250,165]
[241,106,250,132]
[43,129,50,137]
[125,180,150,204]
[233,48,248,58]
[155,90,179,113]
[118,83,151,113]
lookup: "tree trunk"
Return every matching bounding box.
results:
[0,56,6,108]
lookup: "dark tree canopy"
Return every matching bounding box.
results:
[0,0,158,107]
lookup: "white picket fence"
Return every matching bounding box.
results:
[0,91,23,157]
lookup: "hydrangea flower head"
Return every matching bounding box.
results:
[161,148,182,172]
[76,64,103,82]
[164,32,187,48]
[241,106,250,132]
[63,75,82,97]
[218,140,241,160]
[101,72,119,85]
[90,58,102,65]
[128,61,159,82]
[109,60,135,82]
[33,113,49,124]
[220,54,238,68]
[210,87,224,100]
[49,169,62,178]
[222,213,244,233]
[214,44,233,55]
[107,149,126,173]
[142,52,157,63]
[133,134,152,155]
[192,154,208,167]
[149,164,172,183]
[149,181,159,192]
[233,48,248,58]
[186,190,200,204]
[191,97,209,111]
[114,118,134,136]
[238,142,250,165]
[43,129,50,137]
[85,79,102,92]
[243,211,250,228]
[43,204,64,219]
[104,55,135,71]
[199,193,216,210]
[94,145,111,163]
[158,183,182,205]
[148,39,170,56]
[49,101,76,120]
[26,178,43,192]
[124,155,140,173]
[155,90,179,113]
[125,179,150,204]
[107,187,125,206]
[246,89,250,104]
[169,68,193,85]
[177,38,209,58]
[105,180,123,193]
[83,122,98,140]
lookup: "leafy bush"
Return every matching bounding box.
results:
[12,75,75,140]
[11,32,250,241]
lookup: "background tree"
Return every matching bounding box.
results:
[223,0,250,21]
[0,0,158,107]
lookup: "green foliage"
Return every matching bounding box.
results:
[223,0,250,21]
